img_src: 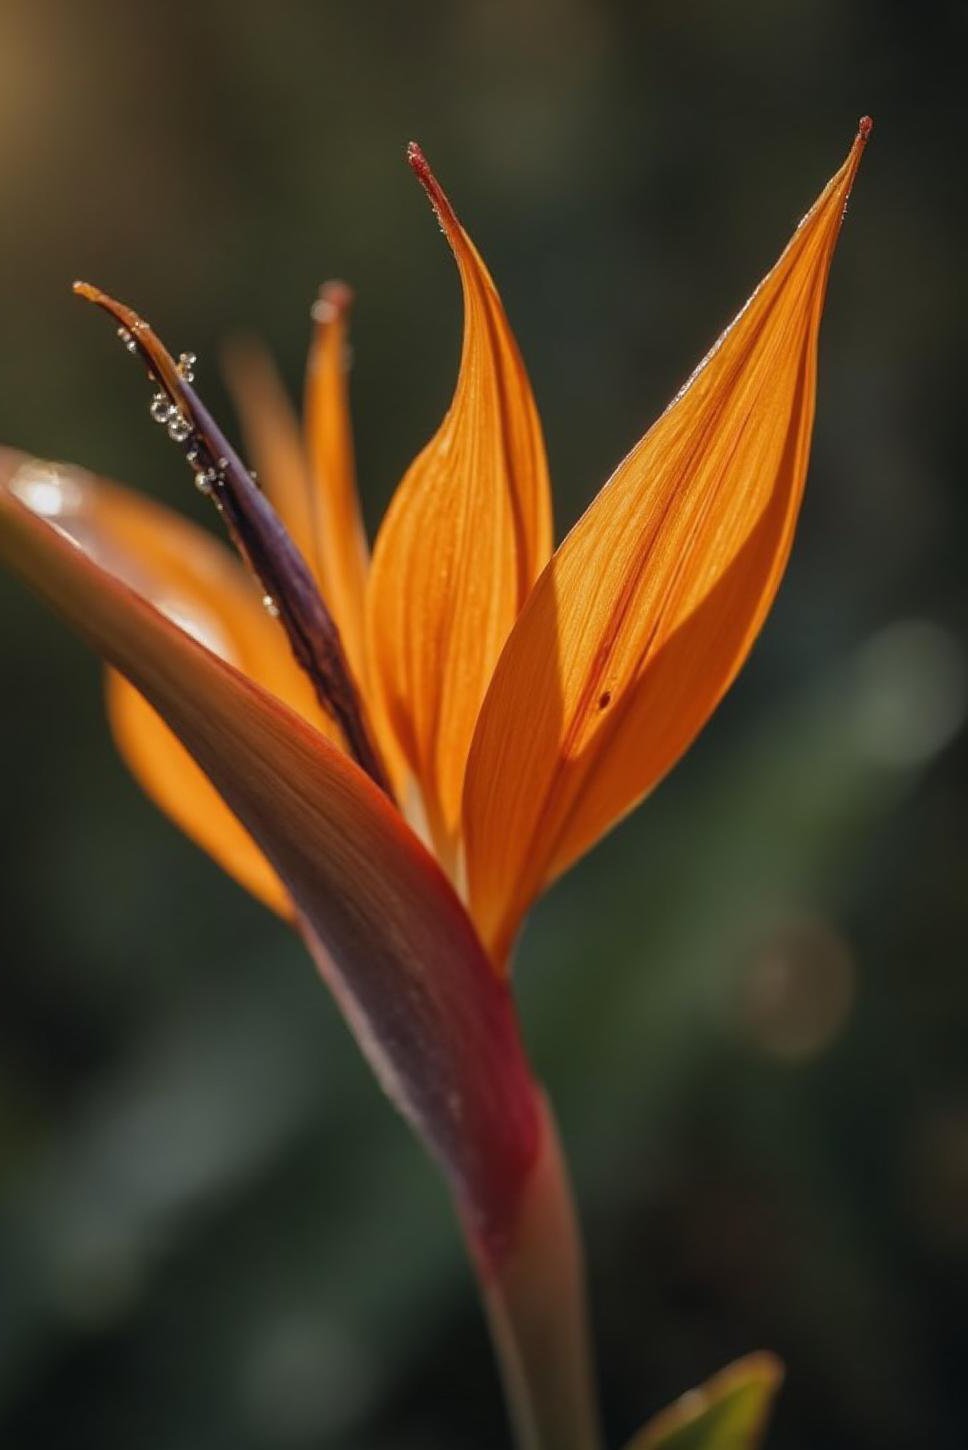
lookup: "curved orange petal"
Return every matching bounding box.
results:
[365,145,552,869]
[0,446,540,1248]
[222,335,322,590]
[224,289,370,690]
[106,674,290,914]
[304,281,370,683]
[464,122,871,968]
[6,459,336,915]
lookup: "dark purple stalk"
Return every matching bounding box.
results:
[73,282,391,797]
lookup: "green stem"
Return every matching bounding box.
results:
[466,1093,603,1450]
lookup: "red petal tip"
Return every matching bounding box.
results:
[321,278,353,308]
[311,279,354,324]
[405,141,457,235]
[858,115,873,142]
[406,140,430,182]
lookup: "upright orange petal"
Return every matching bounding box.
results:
[6,458,336,916]
[366,145,552,869]
[464,121,871,968]
[225,291,370,688]
[222,336,321,586]
[304,281,370,683]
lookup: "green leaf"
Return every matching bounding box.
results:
[625,1353,783,1450]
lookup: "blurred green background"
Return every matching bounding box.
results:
[1,1,965,1446]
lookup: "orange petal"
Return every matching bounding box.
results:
[0,446,540,1247]
[106,673,290,914]
[464,121,871,967]
[304,281,370,683]
[222,335,323,591]
[5,458,335,915]
[365,144,552,868]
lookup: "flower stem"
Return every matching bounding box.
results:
[465,1093,603,1450]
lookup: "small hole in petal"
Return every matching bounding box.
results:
[598,691,612,710]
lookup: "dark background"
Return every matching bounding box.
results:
[1,1,965,1446]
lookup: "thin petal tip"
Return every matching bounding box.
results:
[72,281,137,327]
[406,141,459,243]
[841,115,872,193]
[406,139,430,181]
[71,280,147,339]
[311,279,354,325]
[407,141,449,210]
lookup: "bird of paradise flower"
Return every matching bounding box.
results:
[0,119,870,1450]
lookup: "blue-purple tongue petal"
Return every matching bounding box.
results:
[72,282,391,796]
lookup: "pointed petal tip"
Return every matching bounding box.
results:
[406,141,457,228]
[72,280,131,319]
[71,283,185,394]
[74,280,129,323]
[840,115,872,195]
[73,280,126,318]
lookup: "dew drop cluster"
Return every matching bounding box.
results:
[110,322,282,624]
[130,337,209,481]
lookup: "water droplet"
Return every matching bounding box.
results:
[177,351,197,383]
[262,594,280,618]
[167,411,192,443]
[116,326,138,355]
[149,392,172,424]
[194,469,216,495]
